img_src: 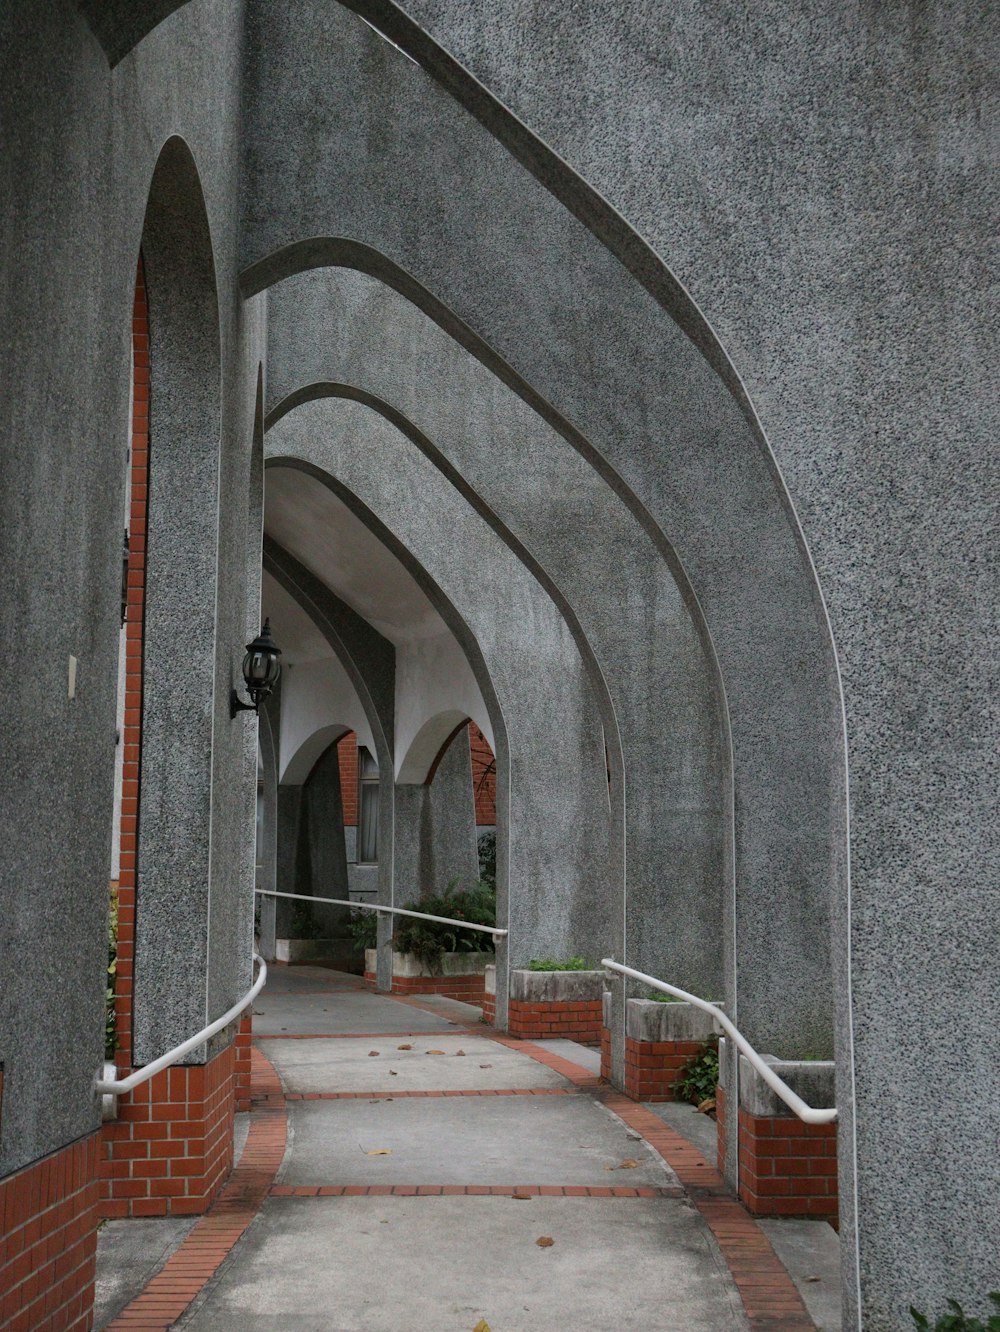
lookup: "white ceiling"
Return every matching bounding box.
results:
[265,467,446,646]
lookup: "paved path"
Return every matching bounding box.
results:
[100,967,840,1331]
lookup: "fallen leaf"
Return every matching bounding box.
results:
[479,1064,493,1069]
[618,1159,640,1169]
[697,1097,716,1114]
[397,1044,412,1051]
[368,1051,380,1057]
[536,1236,555,1248]
[805,1276,822,1283]
[455,1050,466,1056]
[389,1070,398,1076]
[512,1192,532,1201]
[426,1049,445,1055]
[473,1321,491,1332]
[365,1149,392,1156]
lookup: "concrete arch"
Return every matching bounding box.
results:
[264,401,615,1025]
[282,722,350,787]
[240,6,842,1075]
[132,134,223,1065]
[398,710,472,785]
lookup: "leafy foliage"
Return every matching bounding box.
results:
[349,908,379,952]
[105,889,118,1059]
[675,1035,720,1106]
[477,831,496,889]
[393,881,496,973]
[911,1294,1000,1331]
[527,957,592,972]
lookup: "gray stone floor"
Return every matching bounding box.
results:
[96,968,841,1330]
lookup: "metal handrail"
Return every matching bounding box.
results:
[255,888,507,939]
[96,953,267,1097]
[601,958,837,1125]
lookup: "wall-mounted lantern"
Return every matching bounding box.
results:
[230,619,282,718]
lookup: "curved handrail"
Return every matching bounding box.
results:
[255,887,507,938]
[601,958,837,1125]
[96,953,267,1096]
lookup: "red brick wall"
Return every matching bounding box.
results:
[481,991,496,1026]
[600,1025,611,1081]
[623,1037,704,1102]
[112,256,150,1070]
[737,1107,838,1219]
[470,724,496,826]
[507,1000,602,1043]
[338,732,358,827]
[363,970,487,1003]
[100,1040,235,1219]
[0,1134,100,1332]
[234,1013,253,1114]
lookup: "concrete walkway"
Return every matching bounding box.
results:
[97,967,841,1331]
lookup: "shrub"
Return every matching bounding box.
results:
[393,881,496,972]
[349,908,378,953]
[911,1294,1000,1331]
[675,1035,720,1106]
[527,957,591,972]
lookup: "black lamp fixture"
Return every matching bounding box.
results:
[230,619,282,718]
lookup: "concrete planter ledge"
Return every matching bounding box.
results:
[736,1054,835,1118]
[625,998,724,1044]
[509,969,605,1003]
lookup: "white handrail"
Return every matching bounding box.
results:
[255,888,507,939]
[601,958,837,1125]
[96,953,267,1096]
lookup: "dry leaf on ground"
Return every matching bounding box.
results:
[473,1321,491,1331]
[697,1097,716,1114]
[368,1051,379,1057]
[536,1236,555,1248]
[426,1049,445,1055]
[397,1044,412,1050]
[364,1148,392,1156]
[455,1050,466,1056]
[617,1159,640,1169]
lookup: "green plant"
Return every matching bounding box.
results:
[675,1035,720,1106]
[348,909,378,953]
[527,957,591,971]
[290,904,326,940]
[393,881,496,972]
[477,831,496,889]
[105,889,118,1060]
[911,1294,1000,1330]
[646,988,683,1002]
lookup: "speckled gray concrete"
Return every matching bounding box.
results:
[338,4,1000,1322]
[265,264,727,1024]
[394,726,480,906]
[264,401,615,1012]
[261,1034,567,1093]
[280,1096,674,1188]
[176,1196,747,1331]
[0,1,261,1168]
[251,990,456,1037]
[242,1,843,1074]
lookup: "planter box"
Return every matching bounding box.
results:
[508,969,604,1043]
[364,948,493,1002]
[621,998,724,1102]
[732,1053,838,1219]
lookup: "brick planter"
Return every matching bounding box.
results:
[364,949,493,1002]
[507,969,604,1042]
[734,1053,838,1219]
[600,991,612,1080]
[623,998,723,1102]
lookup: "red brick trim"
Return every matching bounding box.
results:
[0,1133,100,1332]
[481,991,496,1026]
[737,1108,838,1220]
[507,999,602,1043]
[600,1024,611,1081]
[235,1012,253,1113]
[99,1037,236,1219]
[271,1184,684,1198]
[285,1088,577,1100]
[363,970,487,1003]
[623,1036,704,1102]
[259,1030,446,1040]
[103,1047,287,1331]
